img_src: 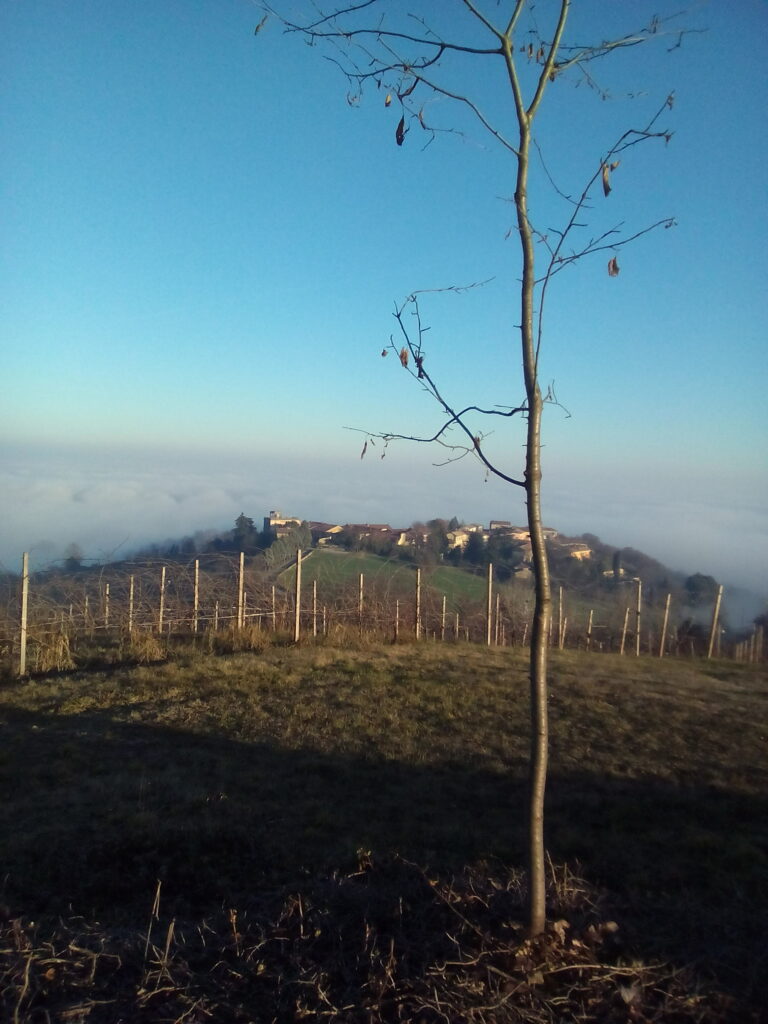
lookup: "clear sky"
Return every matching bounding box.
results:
[1,1,766,596]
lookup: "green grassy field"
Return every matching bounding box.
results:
[1,644,766,1021]
[281,547,522,613]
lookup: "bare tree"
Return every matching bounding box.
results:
[260,1,690,935]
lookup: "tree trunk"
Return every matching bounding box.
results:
[514,112,552,938]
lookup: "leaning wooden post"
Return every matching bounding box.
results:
[586,609,593,652]
[620,606,630,655]
[486,563,493,646]
[707,584,724,659]
[128,575,135,635]
[193,559,200,633]
[293,549,302,643]
[158,566,166,634]
[414,568,422,639]
[18,552,29,677]
[635,579,643,656]
[237,552,245,630]
[659,593,671,658]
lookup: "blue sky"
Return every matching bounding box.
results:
[1,1,766,594]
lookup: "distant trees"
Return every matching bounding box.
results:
[264,522,312,571]
[684,573,720,608]
[63,543,84,571]
[233,513,259,555]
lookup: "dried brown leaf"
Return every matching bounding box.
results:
[399,347,409,368]
[380,348,388,357]
[395,115,405,147]
[608,256,620,277]
[384,93,392,107]
[601,163,612,196]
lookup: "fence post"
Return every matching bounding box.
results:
[158,566,166,634]
[486,563,493,646]
[104,582,110,629]
[557,586,564,650]
[635,579,642,656]
[620,606,630,655]
[128,576,135,635]
[294,549,302,643]
[586,609,593,652]
[19,552,29,677]
[441,595,446,642]
[707,585,724,659]
[415,569,421,639]
[394,599,400,642]
[313,580,318,638]
[237,552,245,630]
[214,600,219,632]
[193,559,199,633]
[358,573,364,631]
[495,592,501,646]
[659,593,671,658]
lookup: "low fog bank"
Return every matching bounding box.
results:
[1,441,765,624]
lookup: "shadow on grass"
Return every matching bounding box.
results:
[2,703,766,999]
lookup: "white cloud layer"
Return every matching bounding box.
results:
[1,441,765,612]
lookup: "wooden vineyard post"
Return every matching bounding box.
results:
[561,618,568,649]
[620,607,630,656]
[454,612,460,640]
[394,599,400,642]
[193,559,200,633]
[158,566,166,634]
[237,552,245,630]
[294,549,302,643]
[495,592,501,646]
[19,552,29,677]
[128,576,135,635]
[586,609,593,652]
[312,580,318,638]
[557,586,564,650]
[659,593,671,658]
[441,595,446,642]
[707,585,724,659]
[486,563,493,646]
[415,569,421,639]
[214,600,220,631]
[358,573,364,632]
[635,579,643,656]
[271,586,276,631]
[104,583,110,629]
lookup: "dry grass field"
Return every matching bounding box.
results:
[1,642,766,1021]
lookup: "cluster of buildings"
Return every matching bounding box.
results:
[262,511,593,562]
